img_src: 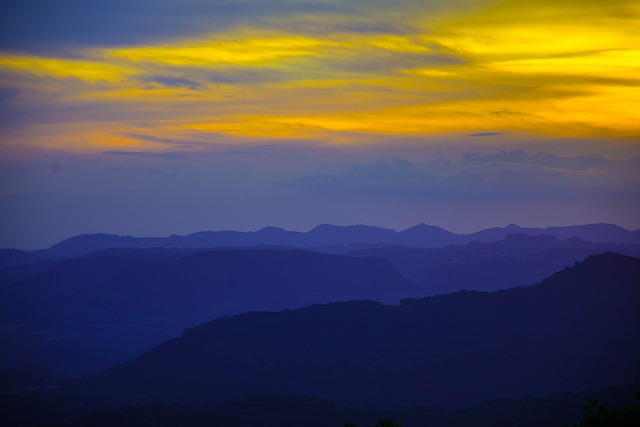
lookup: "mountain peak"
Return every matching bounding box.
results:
[403,223,443,232]
[257,226,288,233]
[534,252,640,293]
[310,224,384,232]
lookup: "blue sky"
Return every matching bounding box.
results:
[1,0,639,248]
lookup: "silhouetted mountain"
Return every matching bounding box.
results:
[21,223,639,260]
[306,224,399,246]
[347,234,640,293]
[0,249,409,375]
[396,223,459,247]
[41,233,146,259]
[466,223,640,245]
[40,229,308,259]
[62,253,640,409]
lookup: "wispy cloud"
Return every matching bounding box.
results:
[139,75,203,90]
[1,0,639,154]
[1,1,639,248]
[468,132,503,137]
[102,150,183,159]
[296,150,640,200]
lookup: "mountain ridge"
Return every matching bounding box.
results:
[9,222,637,261]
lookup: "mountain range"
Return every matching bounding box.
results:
[1,223,639,426]
[2,231,639,377]
[2,222,638,263]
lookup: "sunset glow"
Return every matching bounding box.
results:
[2,0,639,154]
[0,0,638,248]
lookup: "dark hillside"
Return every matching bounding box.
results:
[63,253,640,408]
[41,382,640,427]
[0,249,409,375]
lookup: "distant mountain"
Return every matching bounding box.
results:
[0,259,59,286]
[38,225,411,259]
[39,230,304,259]
[64,253,640,409]
[305,224,399,246]
[466,223,640,245]
[0,249,409,376]
[0,249,39,269]
[396,223,460,247]
[347,234,640,293]
[7,222,636,261]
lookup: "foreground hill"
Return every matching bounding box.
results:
[0,249,409,376]
[4,382,639,427]
[64,253,640,408]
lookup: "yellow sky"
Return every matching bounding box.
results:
[1,0,639,153]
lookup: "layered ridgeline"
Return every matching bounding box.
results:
[2,234,639,378]
[60,253,640,410]
[3,239,640,378]
[346,233,640,293]
[3,233,638,291]
[2,222,638,263]
[0,250,408,376]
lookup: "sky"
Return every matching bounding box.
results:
[0,0,639,249]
